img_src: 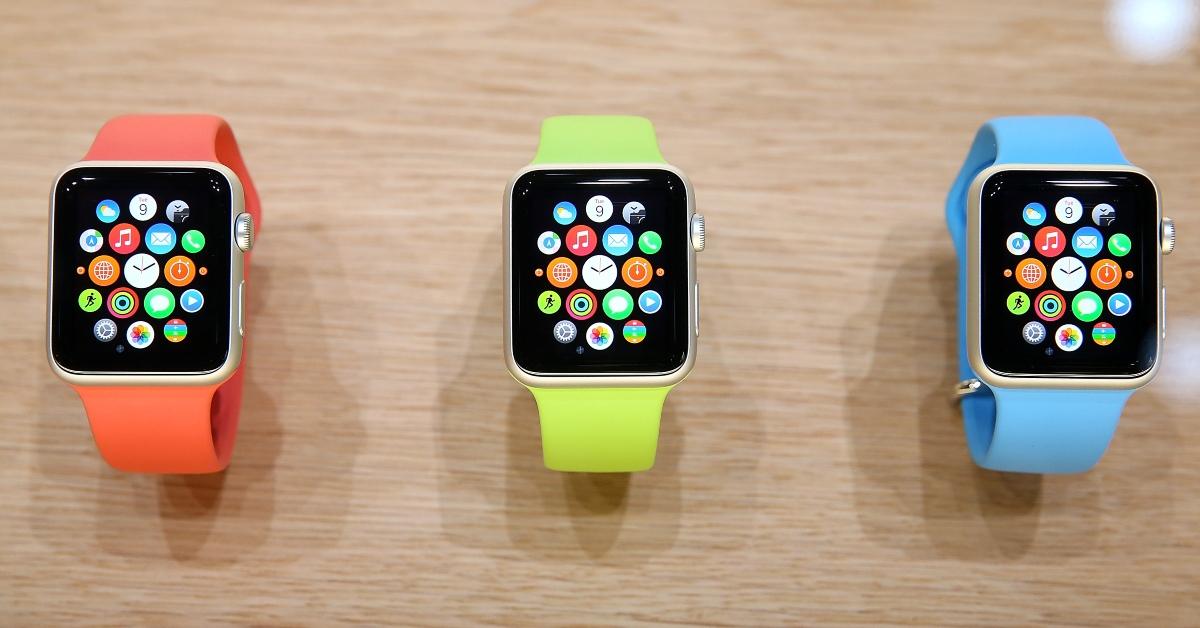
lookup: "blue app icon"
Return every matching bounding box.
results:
[638,289,662,314]
[1071,226,1103,258]
[1107,292,1131,317]
[145,223,177,255]
[180,289,204,314]
[1022,202,1047,227]
[602,225,634,256]
[553,201,577,225]
[96,199,120,223]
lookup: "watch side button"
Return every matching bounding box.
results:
[235,212,254,252]
[238,280,245,337]
[694,283,700,337]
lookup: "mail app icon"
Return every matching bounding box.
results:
[1072,227,1104,257]
[602,225,634,256]
[145,223,177,254]
[1077,235,1098,248]
[608,233,629,248]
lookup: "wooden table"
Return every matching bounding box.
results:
[2,1,1198,625]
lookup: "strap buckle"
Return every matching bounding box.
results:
[953,378,985,403]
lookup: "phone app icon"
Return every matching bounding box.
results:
[603,225,634,256]
[1092,322,1116,346]
[553,201,577,225]
[1022,202,1047,227]
[180,289,204,313]
[1035,290,1066,322]
[603,289,635,320]
[1071,290,1103,323]
[126,320,155,349]
[129,193,157,221]
[546,256,577,289]
[1108,233,1131,257]
[1055,197,1083,224]
[108,223,140,255]
[145,223,177,255]
[1107,292,1131,317]
[166,200,191,224]
[1090,259,1122,291]
[623,202,646,225]
[165,255,196,287]
[78,288,102,312]
[1022,321,1047,345]
[1033,226,1066,258]
[585,195,613,223]
[79,228,104,253]
[585,322,614,350]
[1014,258,1046,290]
[1006,291,1030,315]
[1092,203,1116,226]
[93,318,118,343]
[88,255,120,287]
[537,290,561,314]
[1006,232,1030,255]
[96,199,120,223]
[638,231,662,255]
[124,253,160,289]
[567,288,597,321]
[552,320,577,344]
[1055,324,1083,352]
[638,289,663,314]
[144,287,176,319]
[565,225,597,256]
[621,257,653,289]
[623,320,647,344]
[1071,227,1103,258]
[181,229,205,254]
[107,287,139,319]
[1050,256,1086,292]
[537,231,561,255]
[164,318,188,343]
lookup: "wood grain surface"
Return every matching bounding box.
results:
[2,1,1199,625]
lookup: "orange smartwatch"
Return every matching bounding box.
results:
[46,115,259,473]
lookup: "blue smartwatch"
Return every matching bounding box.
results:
[946,116,1175,473]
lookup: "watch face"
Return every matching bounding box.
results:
[979,169,1159,378]
[510,169,691,375]
[49,166,234,374]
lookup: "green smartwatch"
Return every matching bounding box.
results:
[504,116,705,472]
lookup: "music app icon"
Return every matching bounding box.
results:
[565,225,597,257]
[1033,226,1065,258]
[108,223,140,255]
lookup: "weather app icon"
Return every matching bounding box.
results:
[96,199,120,223]
[553,201,577,225]
[1022,202,1047,227]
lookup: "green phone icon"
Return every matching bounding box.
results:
[181,229,205,254]
[1108,233,1131,257]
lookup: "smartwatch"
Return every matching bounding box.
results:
[946,116,1175,473]
[47,114,259,473]
[504,115,705,472]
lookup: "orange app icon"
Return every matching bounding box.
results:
[621,256,653,289]
[546,256,577,289]
[1091,258,1122,290]
[165,255,196,287]
[1014,258,1046,290]
[88,254,120,287]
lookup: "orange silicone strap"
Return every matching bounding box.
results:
[73,114,259,473]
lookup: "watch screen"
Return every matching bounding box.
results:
[50,166,234,374]
[510,169,690,375]
[980,170,1159,377]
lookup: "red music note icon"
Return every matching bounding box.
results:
[565,225,596,256]
[108,223,140,254]
[1034,226,1064,258]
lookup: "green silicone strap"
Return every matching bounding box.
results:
[531,387,672,472]
[529,115,672,472]
[532,115,666,164]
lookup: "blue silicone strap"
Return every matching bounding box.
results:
[946,116,1134,473]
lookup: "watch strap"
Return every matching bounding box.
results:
[946,115,1133,473]
[528,115,671,472]
[532,387,670,472]
[532,115,665,164]
[74,114,257,473]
